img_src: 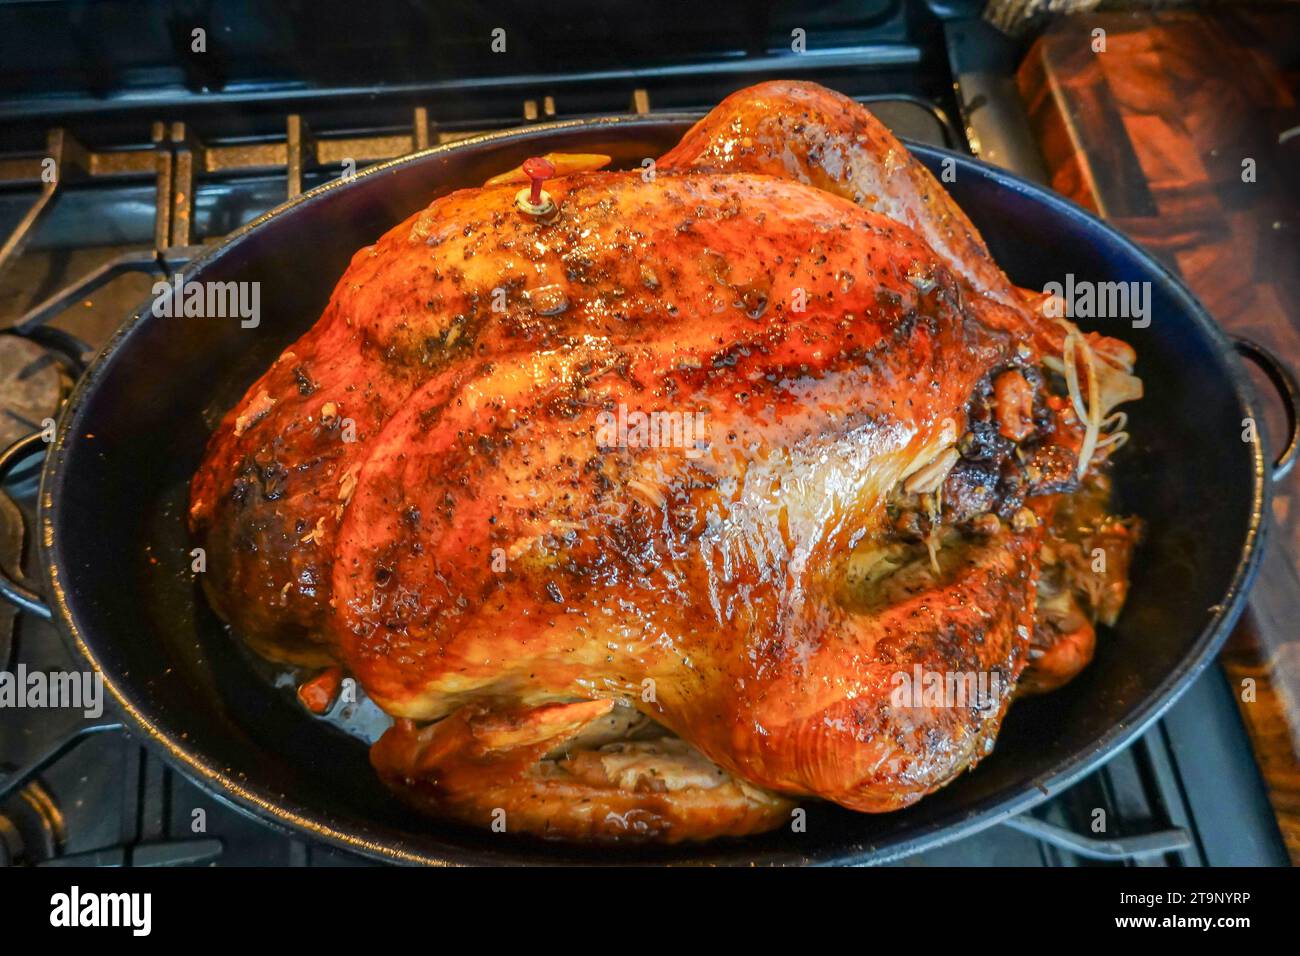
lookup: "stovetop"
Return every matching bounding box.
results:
[0,8,1289,866]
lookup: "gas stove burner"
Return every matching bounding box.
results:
[0,772,63,866]
[0,332,71,452]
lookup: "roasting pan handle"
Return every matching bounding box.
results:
[0,431,52,619]
[1234,339,1299,483]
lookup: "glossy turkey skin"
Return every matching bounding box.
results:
[188,217,436,662]
[333,173,1035,812]
[189,82,1131,841]
[661,81,1021,309]
[662,81,1069,360]
[192,169,1036,811]
[370,701,797,843]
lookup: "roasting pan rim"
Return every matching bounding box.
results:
[32,115,1270,866]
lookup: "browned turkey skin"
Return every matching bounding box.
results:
[189,81,1141,843]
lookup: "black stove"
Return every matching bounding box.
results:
[0,0,1288,867]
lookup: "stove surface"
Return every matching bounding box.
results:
[0,21,1289,865]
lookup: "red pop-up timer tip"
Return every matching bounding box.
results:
[521,156,556,204]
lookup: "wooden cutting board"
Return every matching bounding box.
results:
[1018,7,1300,862]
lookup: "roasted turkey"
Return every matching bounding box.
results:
[189,81,1142,843]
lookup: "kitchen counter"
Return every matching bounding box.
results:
[1018,6,1300,862]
